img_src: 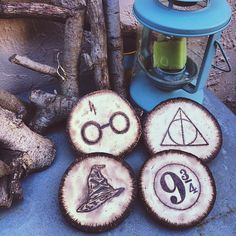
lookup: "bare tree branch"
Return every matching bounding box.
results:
[29,90,78,133]
[103,0,127,98]
[0,2,73,22]
[87,0,111,90]
[9,54,58,78]
[61,6,85,97]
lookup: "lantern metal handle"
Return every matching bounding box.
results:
[183,39,232,94]
[212,40,232,73]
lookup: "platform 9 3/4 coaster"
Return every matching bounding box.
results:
[68,90,141,157]
[59,153,136,233]
[144,98,222,162]
[140,150,216,229]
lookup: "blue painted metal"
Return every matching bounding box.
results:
[173,0,202,2]
[131,0,232,109]
[130,32,229,107]
[195,33,221,92]
[212,40,232,73]
[133,0,232,37]
[130,35,219,109]
[130,70,204,111]
[0,91,236,235]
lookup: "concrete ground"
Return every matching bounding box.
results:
[1,90,236,235]
[208,0,236,113]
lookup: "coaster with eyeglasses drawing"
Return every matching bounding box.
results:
[59,153,136,233]
[68,90,141,157]
[140,150,216,229]
[144,98,222,162]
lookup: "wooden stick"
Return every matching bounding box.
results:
[103,0,127,98]
[4,1,87,133]
[61,7,86,97]
[3,1,113,134]
[0,3,72,22]
[29,90,78,133]
[9,54,58,78]
[0,160,10,179]
[2,1,87,99]
[0,106,55,208]
[0,89,27,119]
[0,176,12,208]
[87,0,111,90]
[0,103,55,175]
[9,30,93,78]
[20,26,84,130]
[81,53,94,72]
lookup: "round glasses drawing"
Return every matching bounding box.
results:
[81,112,130,145]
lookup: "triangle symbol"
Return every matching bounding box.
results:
[179,109,189,121]
[192,131,209,146]
[172,108,182,121]
[161,131,175,146]
[161,108,209,147]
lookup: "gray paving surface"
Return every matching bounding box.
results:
[0,90,235,236]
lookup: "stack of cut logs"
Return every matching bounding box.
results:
[0,0,128,208]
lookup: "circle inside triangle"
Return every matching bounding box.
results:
[144,98,222,162]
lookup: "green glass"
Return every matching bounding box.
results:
[153,36,187,71]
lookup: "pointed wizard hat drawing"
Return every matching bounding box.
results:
[77,165,125,213]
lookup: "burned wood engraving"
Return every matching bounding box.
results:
[161,108,209,147]
[77,165,125,213]
[81,112,130,145]
[89,101,97,115]
[154,164,201,211]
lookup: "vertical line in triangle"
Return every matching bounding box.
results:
[180,109,185,145]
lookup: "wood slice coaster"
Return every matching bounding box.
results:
[140,150,216,229]
[144,98,222,162]
[68,90,141,157]
[59,153,136,233]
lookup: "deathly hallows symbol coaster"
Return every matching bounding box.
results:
[144,98,222,162]
[161,108,209,146]
[77,164,125,213]
[59,154,136,233]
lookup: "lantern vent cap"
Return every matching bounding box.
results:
[133,0,231,37]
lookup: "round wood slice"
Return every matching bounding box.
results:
[144,98,222,162]
[140,150,216,229]
[59,153,136,233]
[68,90,141,157]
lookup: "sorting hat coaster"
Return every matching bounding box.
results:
[144,98,222,162]
[68,90,141,157]
[59,153,136,233]
[140,150,216,229]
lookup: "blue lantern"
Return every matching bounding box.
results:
[130,0,232,112]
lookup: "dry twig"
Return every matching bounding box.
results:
[103,0,127,98]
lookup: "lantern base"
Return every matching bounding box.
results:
[130,71,204,112]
